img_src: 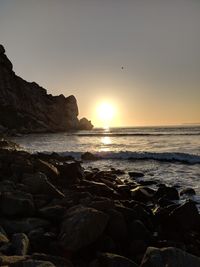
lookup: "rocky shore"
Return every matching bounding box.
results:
[0,140,200,266]
[0,44,93,134]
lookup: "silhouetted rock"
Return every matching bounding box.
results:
[0,45,93,133]
[22,172,64,198]
[155,185,179,200]
[180,187,196,196]
[60,206,108,251]
[11,233,29,255]
[129,171,144,178]
[79,117,93,130]
[90,252,138,267]
[130,186,155,202]
[169,201,199,231]
[0,191,35,217]
[141,247,200,267]
[81,152,100,160]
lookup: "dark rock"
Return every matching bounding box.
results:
[0,255,28,265]
[31,253,73,267]
[0,217,50,234]
[0,232,9,245]
[11,233,29,255]
[89,199,115,212]
[129,239,147,255]
[140,246,200,267]
[60,206,108,251]
[106,209,128,241]
[57,162,84,185]
[33,194,51,210]
[79,180,116,197]
[34,160,59,180]
[39,205,65,221]
[22,172,64,198]
[155,185,179,200]
[110,168,125,175]
[129,220,151,241]
[0,179,16,192]
[0,44,92,133]
[157,197,174,207]
[129,172,144,178]
[153,204,179,231]
[115,205,138,223]
[90,252,138,267]
[15,259,56,267]
[169,201,199,231]
[28,230,56,254]
[139,180,157,186]
[79,118,93,130]
[0,191,35,216]
[81,152,99,161]
[180,188,196,196]
[130,186,155,202]
[92,234,116,253]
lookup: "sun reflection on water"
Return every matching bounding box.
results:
[101,136,111,145]
[100,136,112,152]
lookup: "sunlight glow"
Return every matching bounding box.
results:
[97,102,115,128]
[101,136,111,145]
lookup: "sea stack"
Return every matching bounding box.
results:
[0,44,93,134]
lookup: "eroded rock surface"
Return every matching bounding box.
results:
[0,44,93,133]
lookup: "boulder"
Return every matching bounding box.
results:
[169,201,199,231]
[0,218,50,234]
[0,232,9,245]
[60,206,108,251]
[57,162,84,185]
[155,185,179,200]
[140,246,200,267]
[106,209,128,241]
[129,220,151,241]
[90,252,138,267]
[28,231,56,254]
[0,191,35,216]
[0,255,28,265]
[180,188,196,196]
[129,172,144,178]
[130,186,155,202]
[81,152,99,161]
[31,253,73,267]
[39,205,65,221]
[34,159,59,180]
[22,172,64,198]
[79,117,93,130]
[80,180,116,197]
[16,259,56,267]
[11,233,29,255]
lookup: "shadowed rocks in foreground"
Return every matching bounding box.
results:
[0,44,93,134]
[0,143,200,266]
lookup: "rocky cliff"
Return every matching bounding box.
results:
[0,45,93,133]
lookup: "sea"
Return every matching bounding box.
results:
[11,126,200,203]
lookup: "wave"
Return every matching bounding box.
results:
[75,133,200,137]
[42,151,200,164]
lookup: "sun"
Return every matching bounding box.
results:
[97,102,115,127]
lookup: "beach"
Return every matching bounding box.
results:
[0,126,199,266]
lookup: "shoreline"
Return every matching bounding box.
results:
[0,140,200,266]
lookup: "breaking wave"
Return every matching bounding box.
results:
[44,151,200,164]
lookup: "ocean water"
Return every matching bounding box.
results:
[11,126,200,197]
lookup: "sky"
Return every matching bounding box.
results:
[0,0,200,127]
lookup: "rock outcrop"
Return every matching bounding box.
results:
[0,44,93,133]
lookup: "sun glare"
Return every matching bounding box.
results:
[97,102,115,128]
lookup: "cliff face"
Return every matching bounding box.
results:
[0,45,93,133]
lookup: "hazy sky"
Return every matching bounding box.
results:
[0,0,200,126]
